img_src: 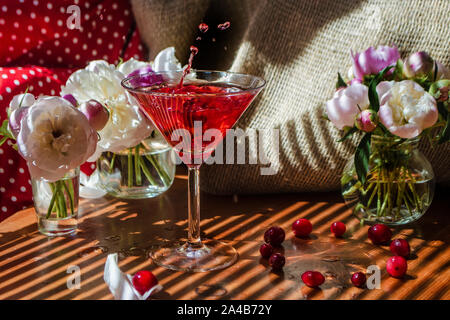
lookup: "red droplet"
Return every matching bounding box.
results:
[190,45,199,56]
[198,23,209,33]
[217,21,231,30]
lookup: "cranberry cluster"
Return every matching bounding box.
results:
[260,219,413,289]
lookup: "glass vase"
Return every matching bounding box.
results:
[97,136,175,199]
[341,135,435,226]
[32,167,80,236]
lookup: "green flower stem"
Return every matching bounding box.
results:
[145,154,170,187]
[127,148,133,187]
[63,180,75,217]
[57,181,67,218]
[134,145,142,186]
[46,183,58,219]
[109,153,116,174]
[45,179,75,220]
[139,160,157,185]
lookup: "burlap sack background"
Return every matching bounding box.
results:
[131,0,450,194]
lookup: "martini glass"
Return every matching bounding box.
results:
[122,70,265,272]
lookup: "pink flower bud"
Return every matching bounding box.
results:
[403,51,434,78]
[355,109,378,132]
[62,94,78,107]
[79,100,109,131]
[8,106,29,138]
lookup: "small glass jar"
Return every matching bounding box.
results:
[32,167,80,236]
[97,135,175,199]
[341,135,435,226]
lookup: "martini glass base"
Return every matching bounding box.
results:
[149,239,238,272]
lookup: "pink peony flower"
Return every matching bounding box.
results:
[326,83,369,130]
[352,46,400,81]
[378,80,438,139]
[17,96,98,181]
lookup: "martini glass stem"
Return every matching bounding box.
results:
[188,167,202,247]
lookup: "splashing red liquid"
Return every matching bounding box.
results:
[217,21,230,30]
[179,45,199,88]
[198,23,209,33]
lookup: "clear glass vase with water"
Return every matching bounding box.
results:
[341,135,435,225]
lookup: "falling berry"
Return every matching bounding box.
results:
[259,243,274,259]
[198,23,209,33]
[368,224,392,245]
[301,271,325,287]
[351,272,367,287]
[269,253,285,270]
[386,256,408,278]
[330,221,346,237]
[264,226,285,246]
[390,239,410,258]
[132,270,158,295]
[217,21,231,30]
[292,219,312,238]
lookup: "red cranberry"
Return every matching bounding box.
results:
[390,239,410,258]
[351,272,367,287]
[198,22,209,33]
[301,271,325,288]
[330,221,346,237]
[259,243,274,259]
[264,226,285,246]
[368,224,392,245]
[386,256,408,278]
[292,219,312,238]
[269,253,285,270]
[132,270,158,295]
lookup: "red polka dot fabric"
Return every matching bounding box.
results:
[0,0,146,222]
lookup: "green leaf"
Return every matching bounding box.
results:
[392,59,404,80]
[368,66,394,112]
[437,101,448,119]
[0,136,7,146]
[354,133,372,184]
[433,61,438,82]
[368,79,380,112]
[337,126,358,142]
[0,119,15,140]
[336,72,347,89]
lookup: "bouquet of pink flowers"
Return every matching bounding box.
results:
[326,45,449,224]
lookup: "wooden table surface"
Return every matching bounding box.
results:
[0,167,449,300]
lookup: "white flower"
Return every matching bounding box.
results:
[152,47,182,72]
[378,80,438,139]
[61,60,155,160]
[17,96,97,181]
